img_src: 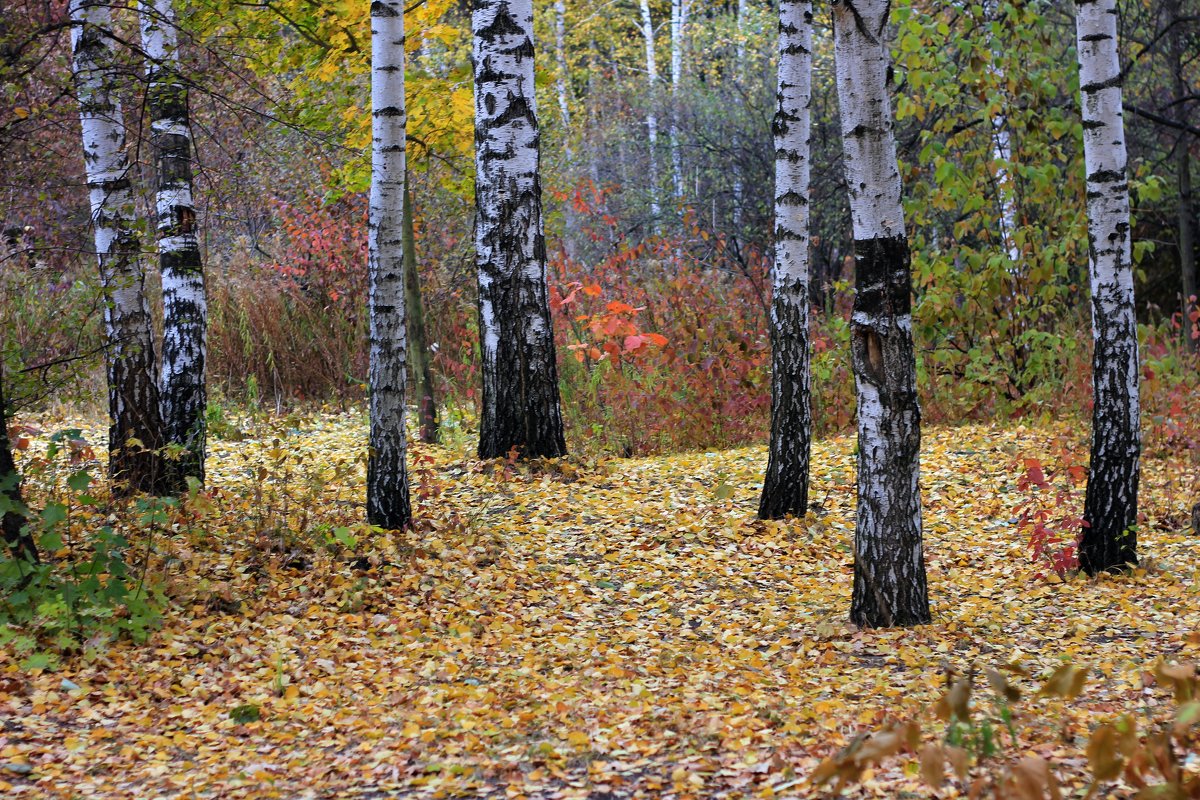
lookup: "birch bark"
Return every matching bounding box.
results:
[833,0,929,627]
[367,0,412,529]
[140,0,206,491]
[638,0,662,227]
[669,0,689,204]
[71,0,167,495]
[759,0,813,521]
[473,0,567,460]
[1075,0,1140,573]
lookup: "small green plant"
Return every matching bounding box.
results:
[230,702,262,724]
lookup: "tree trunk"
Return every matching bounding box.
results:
[473,0,567,460]
[553,0,578,259]
[1076,0,1140,574]
[403,176,439,445]
[71,0,167,496]
[140,0,206,492]
[0,366,37,562]
[367,0,412,530]
[833,0,930,628]
[732,0,747,233]
[759,0,813,521]
[1170,1,1197,352]
[668,0,689,205]
[638,0,662,229]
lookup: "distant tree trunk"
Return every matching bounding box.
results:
[759,0,813,521]
[473,0,567,460]
[1169,0,1197,352]
[553,0,578,259]
[638,0,662,228]
[669,0,689,205]
[833,0,930,628]
[732,0,747,233]
[367,0,411,529]
[0,366,37,562]
[403,176,438,445]
[71,0,167,496]
[140,0,206,491]
[1076,0,1140,574]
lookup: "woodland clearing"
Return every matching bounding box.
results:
[1,413,1198,798]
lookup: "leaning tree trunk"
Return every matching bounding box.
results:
[833,0,930,628]
[366,0,412,530]
[0,365,37,562]
[140,0,206,492]
[638,0,662,228]
[403,176,439,445]
[759,0,814,521]
[473,0,567,460]
[1076,0,1140,574]
[71,0,167,496]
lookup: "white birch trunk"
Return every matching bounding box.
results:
[833,0,929,628]
[759,0,813,520]
[140,0,207,491]
[639,0,662,227]
[71,0,167,495]
[367,0,411,529]
[1075,0,1140,573]
[668,0,689,205]
[473,0,567,459]
[982,0,1019,264]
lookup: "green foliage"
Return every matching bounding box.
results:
[0,463,164,670]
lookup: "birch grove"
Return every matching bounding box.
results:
[759,0,814,521]
[832,0,930,627]
[1075,0,1141,573]
[366,0,412,529]
[71,0,167,495]
[473,0,567,460]
[139,0,207,490]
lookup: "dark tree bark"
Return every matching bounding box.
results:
[473,0,567,460]
[759,0,814,520]
[1,367,37,562]
[71,0,168,496]
[141,0,207,491]
[833,0,930,628]
[403,177,439,444]
[1076,0,1141,574]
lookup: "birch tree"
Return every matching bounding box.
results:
[139,0,206,490]
[367,0,411,529]
[1076,0,1140,573]
[71,0,167,495]
[638,0,662,226]
[473,0,567,460]
[833,0,929,627]
[759,0,813,521]
[403,177,439,444]
[668,0,689,204]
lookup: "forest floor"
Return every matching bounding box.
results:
[2,412,1199,798]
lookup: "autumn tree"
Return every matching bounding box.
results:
[472,0,567,460]
[140,0,207,490]
[71,0,167,495]
[1076,0,1141,573]
[366,0,412,530]
[833,0,929,627]
[759,0,813,521]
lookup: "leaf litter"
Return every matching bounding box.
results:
[2,412,1199,798]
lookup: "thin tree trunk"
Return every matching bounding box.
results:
[732,0,748,233]
[367,0,411,529]
[71,0,167,496]
[1,366,37,562]
[1076,0,1140,574]
[638,0,662,228]
[140,0,206,491]
[1170,0,1197,352]
[759,0,813,521]
[403,176,439,445]
[473,0,567,460]
[833,0,930,628]
[669,0,689,205]
[553,0,579,260]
